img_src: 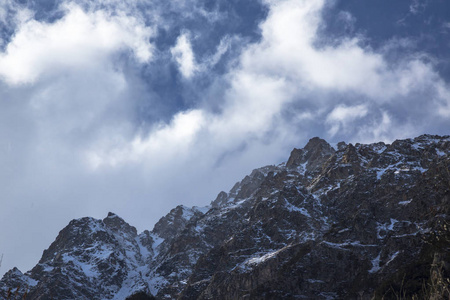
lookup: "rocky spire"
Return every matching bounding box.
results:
[103,212,138,236]
[286,137,335,172]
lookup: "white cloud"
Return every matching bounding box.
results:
[326,104,368,123]
[0,3,153,85]
[436,81,450,117]
[202,35,231,69]
[0,0,18,25]
[409,0,427,15]
[326,104,368,136]
[88,109,207,168]
[170,34,232,78]
[234,0,449,107]
[171,32,198,78]
[89,0,450,169]
[337,11,356,30]
[0,5,7,24]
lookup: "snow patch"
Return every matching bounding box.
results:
[284,198,311,217]
[238,247,289,272]
[26,277,38,287]
[322,241,377,250]
[386,251,400,266]
[42,264,54,272]
[180,206,195,220]
[398,199,412,205]
[62,253,100,278]
[411,143,423,151]
[369,253,381,273]
[374,145,387,154]
[306,279,325,284]
[136,237,151,260]
[193,206,210,214]
[298,162,308,175]
[149,233,164,257]
[375,160,428,180]
[376,167,389,180]
[147,274,169,296]
[414,166,428,173]
[377,219,399,239]
[436,149,446,157]
[246,250,278,265]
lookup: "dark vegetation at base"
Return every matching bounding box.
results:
[126,291,156,300]
[374,211,450,299]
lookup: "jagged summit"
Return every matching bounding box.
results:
[103,212,138,236]
[1,135,449,299]
[286,136,334,170]
[152,205,208,240]
[106,211,118,218]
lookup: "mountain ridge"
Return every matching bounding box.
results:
[1,134,449,299]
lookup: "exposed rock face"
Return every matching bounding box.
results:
[1,134,449,299]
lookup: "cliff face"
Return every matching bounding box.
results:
[1,134,449,299]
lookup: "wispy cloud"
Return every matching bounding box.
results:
[171,32,198,79]
[326,104,368,136]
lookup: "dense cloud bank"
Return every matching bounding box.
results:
[0,0,449,276]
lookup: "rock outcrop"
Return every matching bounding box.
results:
[1,134,449,299]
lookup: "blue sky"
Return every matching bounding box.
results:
[0,0,449,276]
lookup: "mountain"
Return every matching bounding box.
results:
[1,134,449,299]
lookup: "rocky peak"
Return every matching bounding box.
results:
[152,205,204,240]
[38,217,105,264]
[103,212,138,236]
[2,212,156,300]
[231,170,266,200]
[211,167,277,210]
[285,148,304,169]
[1,267,29,284]
[336,141,347,151]
[304,136,333,152]
[286,137,335,172]
[211,191,228,208]
[338,143,363,175]
[0,268,36,298]
[341,143,358,164]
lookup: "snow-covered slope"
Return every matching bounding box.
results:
[1,134,449,299]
